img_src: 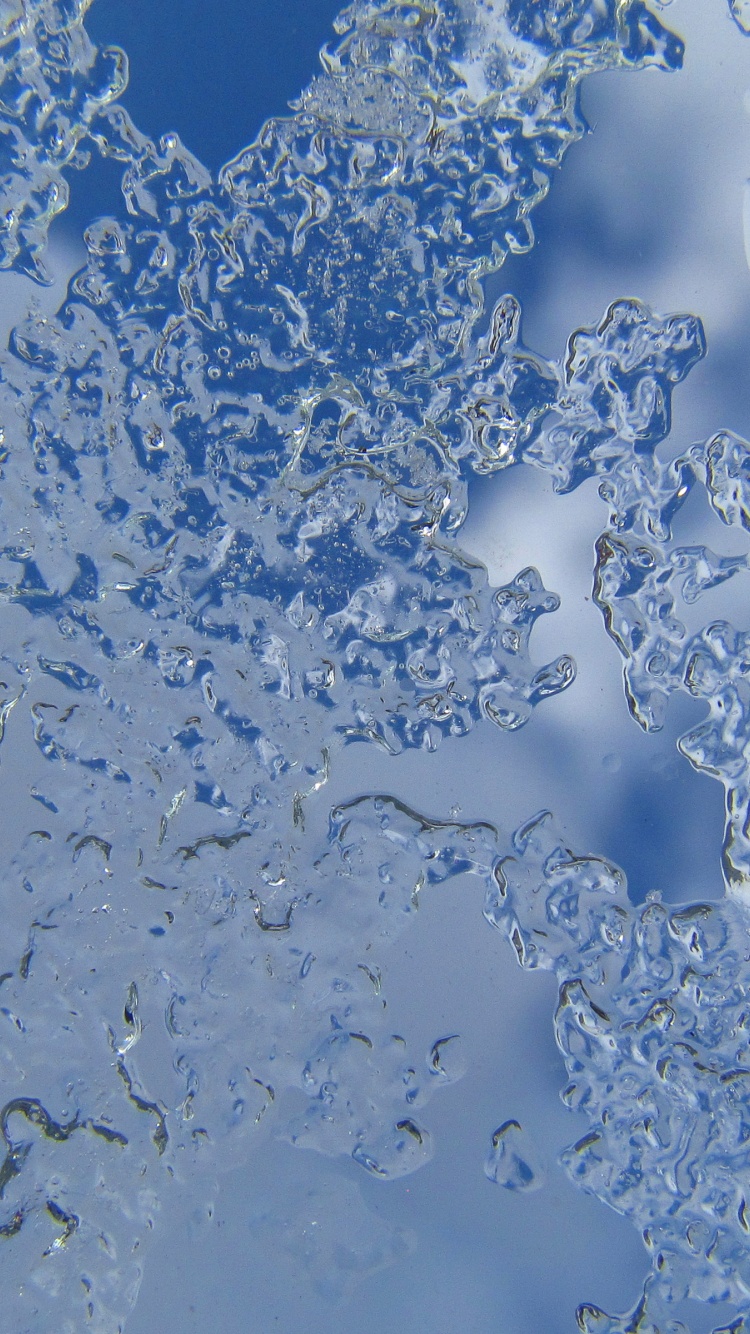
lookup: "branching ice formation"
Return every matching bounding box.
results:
[1,0,749,1331]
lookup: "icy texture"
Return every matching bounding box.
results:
[0,0,746,1331]
[484,813,750,1332]
[0,0,127,280]
[489,293,750,903]
[346,798,750,1332]
[539,312,750,896]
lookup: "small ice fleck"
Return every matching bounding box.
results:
[732,0,750,35]
[485,1119,545,1192]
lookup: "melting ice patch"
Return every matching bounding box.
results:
[0,0,749,1331]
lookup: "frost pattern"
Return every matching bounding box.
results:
[0,0,128,281]
[0,0,745,1331]
[333,799,750,1333]
[516,299,750,899]
[485,814,750,1333]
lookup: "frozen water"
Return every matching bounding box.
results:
[2,1,750,1331]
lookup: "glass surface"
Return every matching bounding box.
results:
[2,2,750,1331]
